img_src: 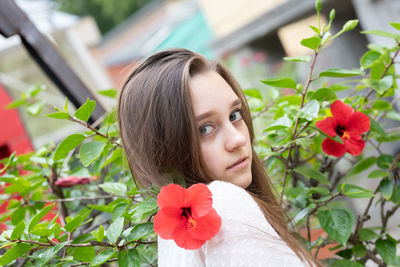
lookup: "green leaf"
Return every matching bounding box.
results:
[380,178,394,200]
[362,30,398,39]
[352,243,366,258]
[64,98,69,112]
[0,243,31,266]
[391,184,400,204]
[342,20,358,32]
[134,198,158,218]
[309,88,336,101]
[317,208,354,245]
[243,89,262,100]
[300,36,321,50]
[98,89,118,98]
[308,25,320,35]
[390,22,400,31]
[97,225,105,242]
[370,118,386,136]
[332,259,363,267]
[261,77,297,89]
[340,184,374,198]
[53,134,86,161]
[377,154,392,169]
[65,209,92,232]
[106,217,124,243]
[11,206,26,225]
[372,100,391,110]
[360,51,381,69]
[370,76,393,94]
[264,116,292,131]
[306,187,330,196]
[11,220,25,240]
[45,111,70,119]
[26,100,45,116]
[359,228,379,241]
[75,98,96,122]
[80,141,106,167]
[99,182,127,195]
[73,246,95,262]
[368,170,390,178]
[127,223,154,242]
[28,203,55,232]
[294,165,330,185]
[283,56,311,62]
[386,110,400,121]
[118,249,140,267]
[376,239,396,264]
[346,157,376,177]
[320,68,364,78]
[6,99,27,109]
[89,249,115,266]
[39,241,69,266]
[299,100,319,121]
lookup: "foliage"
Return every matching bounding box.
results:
[1,1,400,265]
[52,0,151,34]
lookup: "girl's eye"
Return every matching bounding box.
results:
[230,109,242,122]
[199,124,213,135]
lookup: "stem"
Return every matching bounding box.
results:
[38,195,131,203]
[306,193,341,242]
[68,116,121,148]
[280,50,319,204]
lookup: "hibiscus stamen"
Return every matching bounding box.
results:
[181,207,197,229]
[187,218,197,230]
[342,131,350,140]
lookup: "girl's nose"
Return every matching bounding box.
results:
[224,123,247,152]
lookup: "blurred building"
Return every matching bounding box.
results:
[93,0,214,88]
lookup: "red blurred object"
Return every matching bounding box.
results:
[0,84,63,231]
[55,176,90,187]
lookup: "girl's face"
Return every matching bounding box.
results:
[189,71,252,188]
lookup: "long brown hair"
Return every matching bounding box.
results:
[118,48,319,266]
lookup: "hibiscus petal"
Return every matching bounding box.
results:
[187,184,213,217]
[172,220,205,250]
[316,117,338,137]
[321,138,346,157]
[331,100,353,126]
[345,136,366,156]
[153,207,183,239]
[347,111,370,134]
[189,208,222,241]
[157,184,188,209]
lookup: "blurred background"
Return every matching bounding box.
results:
[0,0,400,250]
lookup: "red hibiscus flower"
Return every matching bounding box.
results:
[153,183,221,250]
[316,100,370,157]
[55,176,90,188]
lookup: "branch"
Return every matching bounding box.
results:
[306,192,341,242]
[37,195,131,203]
[280,50,319,204]
[68,116,121,148]
[364,42,400,102]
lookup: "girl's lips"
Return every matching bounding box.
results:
[227,157,249,170]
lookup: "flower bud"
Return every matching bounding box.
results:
[329,9,335,21]
[342,20,359,32]
[315,0,322,12]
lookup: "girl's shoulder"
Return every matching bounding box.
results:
[207,180,279,238]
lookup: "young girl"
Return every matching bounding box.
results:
[118,48,320,266]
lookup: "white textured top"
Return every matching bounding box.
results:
[158,180,308,267]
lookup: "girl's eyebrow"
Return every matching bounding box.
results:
[196,99,241,122]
